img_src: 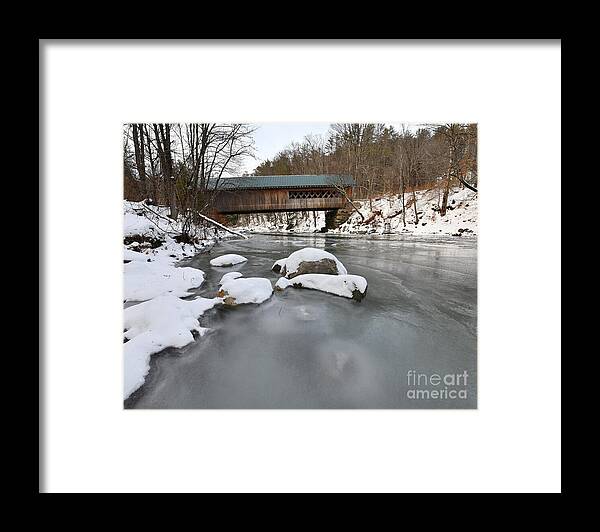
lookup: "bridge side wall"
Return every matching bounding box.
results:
[214,187,353,214]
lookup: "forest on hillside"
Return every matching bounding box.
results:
[123,123,477,227]
[255,124,477,197]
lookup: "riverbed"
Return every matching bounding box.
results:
[125,233,477,409]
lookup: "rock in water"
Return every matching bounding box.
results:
[275,274,368,301]
[219,271,243,285]
[217,277,273,306]
[288,257,339,278]
[210,254,248,267]
[272,259,285,273]
[272,247,347,279]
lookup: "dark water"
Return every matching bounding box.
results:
[126,233,477,409]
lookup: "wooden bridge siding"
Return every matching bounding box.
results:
[213,187,353,214]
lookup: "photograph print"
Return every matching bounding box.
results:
[123,123,478,409]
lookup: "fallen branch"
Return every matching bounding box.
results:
[362,210,382,225]
[457,174,478,193]
[131,202,180,235]
[136,201,178,226]
[332,183,365,222]
[130,209,175,236]
[386,210,403,219]
[196,212,249,239]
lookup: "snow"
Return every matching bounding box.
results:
[124,294,221,399]
[124,259,205,302]
[195,211,248,239]
[123,210,159,236]
[234,211,326,233]
[124,248,150,262]
[218,277,273,305]
[276,274,368,300]
[273,247,347,277]
[337,187,478,236]
[123,201,219,263]
[219,271,243,285]
[210,254,248,267]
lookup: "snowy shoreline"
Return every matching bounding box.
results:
[123,201,230,400]
[231,187,478,237]
[242,230,477,241]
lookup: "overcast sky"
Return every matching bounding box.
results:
[240,123,331,174]
[239,122,418,175]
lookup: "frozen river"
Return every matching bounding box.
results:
[125,233,477,409]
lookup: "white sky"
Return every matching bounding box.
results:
[239,122,417,175]
[240,122,331,174]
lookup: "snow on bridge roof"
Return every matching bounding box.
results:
[210,175,355,190]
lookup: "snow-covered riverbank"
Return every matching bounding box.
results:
[231,187,478,236]
[123,201,226,399]
[124,200,222,262]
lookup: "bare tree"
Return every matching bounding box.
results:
[151,124,176,218]
[438,124,477,216]
[175,124,256,217]
[146,125,162,203]
[396,128,425,225]
[131,124,146,197]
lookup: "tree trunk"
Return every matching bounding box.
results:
[412,190,419,225]
[132,125,146,199]
[401,176,406,227]
[440,172,451,216]
[440,141,455,217]
[153,124,177,219]
[143,125,157,203]
[162,125,177,219]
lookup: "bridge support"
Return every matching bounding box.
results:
[324,208,354,230]
[324,209,338,230]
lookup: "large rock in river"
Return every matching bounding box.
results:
[272,247,347,279]
[210,254,247,267]
[217,277,273,306]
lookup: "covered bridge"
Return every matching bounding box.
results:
[210,174,355,214]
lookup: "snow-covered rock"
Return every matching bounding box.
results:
[273,247,347,279]
[210,254,248,267]
[123,294,221,399]
[124,259,205,302]
[275,274,368,301]
[217,277,273,305]
[272,258,287,273]
[219,271,243,285]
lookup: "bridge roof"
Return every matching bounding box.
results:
[211,174,355,190]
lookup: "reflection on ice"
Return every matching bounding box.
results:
[294,305,319,321]
[317,340,360,380]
